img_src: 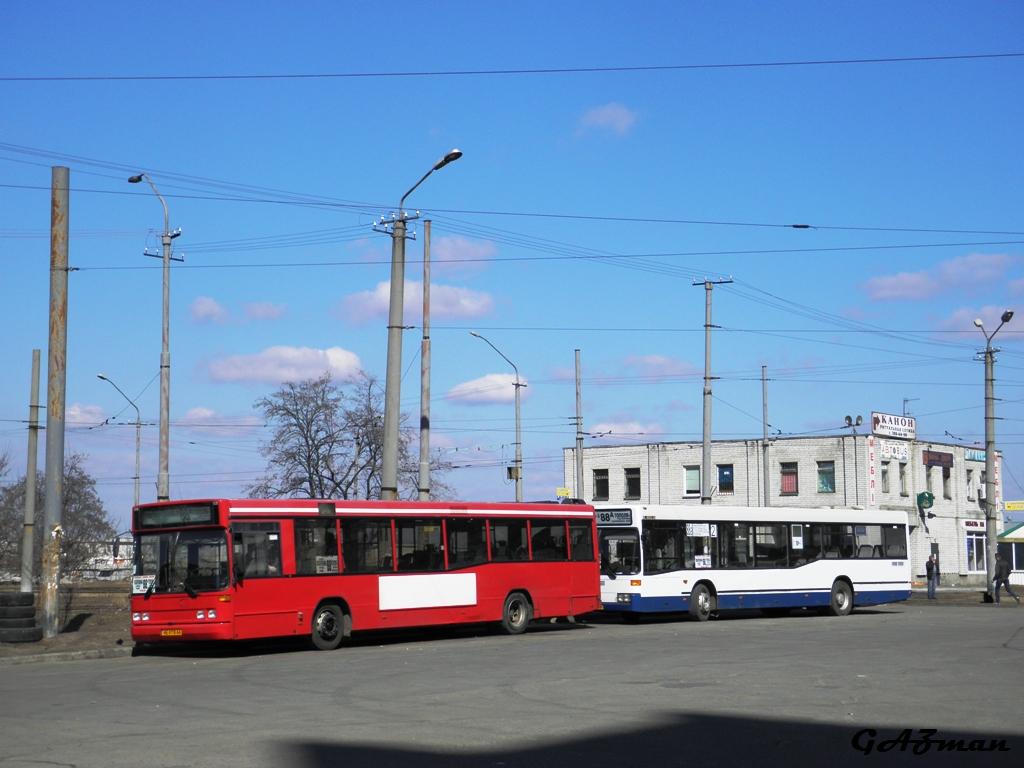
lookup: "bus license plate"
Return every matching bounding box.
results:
[160,629,183,637]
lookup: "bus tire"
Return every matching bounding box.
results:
[311,603,347,651]
[501,592,532,635]
[689,584,715,622]
[828,580,854,617]
[0,593,34,607]
[0,617,36,629]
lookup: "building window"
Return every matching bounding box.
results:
[942,466,952,500]
[881,461,890,494]
[592,469,609,502]
[966,468,975,501]
[684,465,701,497]
[780,462,798,495]
[899,462,908,496]
[624,467,641,500]
[717,464,734,494]
[966,532,987,573]
[816,461,836,493]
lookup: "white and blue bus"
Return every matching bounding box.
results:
[597,505,910,620]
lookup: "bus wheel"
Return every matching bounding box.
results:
[311,603,346,650]
[828,580,853,617]
[501,592,532,635]
[689,584,715,622]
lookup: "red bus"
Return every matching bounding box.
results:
[130,498,600,649]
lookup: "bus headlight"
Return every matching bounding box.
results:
[196,610,205,619]
[132,612,141,622]
[206,609,217,619]
[616,593,633,604]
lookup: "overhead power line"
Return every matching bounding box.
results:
[2,52,1021,81]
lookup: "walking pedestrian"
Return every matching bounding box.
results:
[993,552,1020,604]
[925,554,939,600]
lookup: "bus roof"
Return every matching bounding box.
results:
[595,504,909,525]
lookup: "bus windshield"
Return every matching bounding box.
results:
[134,529,230,595]
[599,528,641,576]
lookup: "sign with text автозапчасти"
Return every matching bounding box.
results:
[871,412,916,440]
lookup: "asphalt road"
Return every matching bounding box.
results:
[1,603,1021,768]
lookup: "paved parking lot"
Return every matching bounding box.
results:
[0,601,1021,767]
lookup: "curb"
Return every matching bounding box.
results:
[0,646,134,666]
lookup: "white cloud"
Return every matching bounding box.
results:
[623,354,700,378]
[209,346,362,384]
[66,402,105,426]
[190,296,229,324]
[179,407,263,436]
[244,302,287,320]
[863,253,1015,301]
[936,305,1020,341]
[862,271,937,301]
[577,102,638,137]
[1010,279,1024,296]
[431,236,497,276]
[447,373,527,405]
[589,420,664,442]
[340,281,493,325]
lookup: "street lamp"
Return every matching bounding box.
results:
[379,149,462,501]
[975,309,1014,599]
[128,172,180,501]
[97,374,141,509]
[470,331,524,502]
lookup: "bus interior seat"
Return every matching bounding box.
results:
[824,549,840,559]
[872,545,884,558]
[857,544,874,558]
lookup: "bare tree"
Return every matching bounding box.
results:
[248,373,454,501]
[0,453,117,578]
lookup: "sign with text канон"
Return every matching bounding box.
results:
[871,412,916,440]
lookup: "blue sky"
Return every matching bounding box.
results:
[2,1,1022,531]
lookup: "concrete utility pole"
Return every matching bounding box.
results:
[694,277,732,505]
[20,349,41,593]
[470,331,524,502]
[41,166,69,637]
[418,220,432,501]
[575,349,584,499]
[976,310,1013,599]
[844,415,863,506]
[128,172,181,501]
[379,150,462,500]
[761,365,770,507]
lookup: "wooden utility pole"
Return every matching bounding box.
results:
[41,167,69,637]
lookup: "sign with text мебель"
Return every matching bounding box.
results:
[871,412,916,440]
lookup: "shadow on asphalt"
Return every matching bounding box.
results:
[274,712,1015,768]
[131,617,590,659]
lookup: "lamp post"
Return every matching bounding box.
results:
[975,309,1014,599]
[98,374,141,509]
[470,331,524,502]
[380,149,462,501]
[128,172,179,501]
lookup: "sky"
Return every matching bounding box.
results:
[1,1,1022,532]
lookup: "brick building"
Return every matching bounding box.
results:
[562,426,1004,588]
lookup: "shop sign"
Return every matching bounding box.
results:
[923,450,954,468]
[1005,500,1024,512]
[965,449,987,462]
[871,412,916,439]
[879,439,909,462]
[962,519,987,531]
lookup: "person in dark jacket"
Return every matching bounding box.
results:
[993,552,1020,604]
[925,554,939,599]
